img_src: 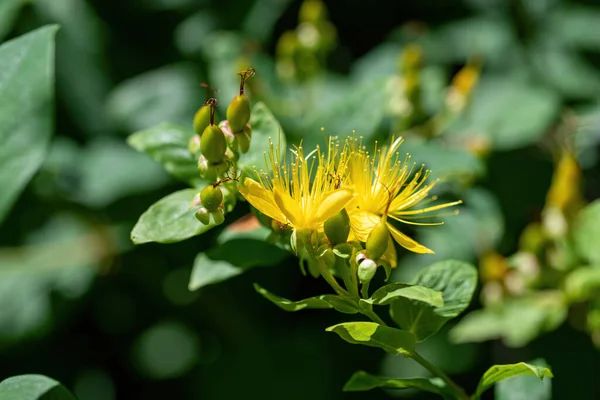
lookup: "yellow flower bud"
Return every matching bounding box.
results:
[324,208,350,245]
[200,185,223,212]
[366,221,389,260]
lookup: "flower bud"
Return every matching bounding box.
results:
[358,258,377,283]
[226,94,251,132]
[188,134,200,154]
[200,125,227,163]
[200,185,223,212]
[193,105,211,135]
[195,207,210,225]
[211,209,225,225]
[366,221,389,260]
[324,208,350,245]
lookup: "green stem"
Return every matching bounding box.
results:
[361,307,387,326]
[410,352,469,400]
[317,257,352,298]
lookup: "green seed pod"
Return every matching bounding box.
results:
[188,134,201,154]
[226,94,251,132]
[366,221,389,260]
[193,105,211,135]
[357,258,377,283]
[324,208,350,245]
[211,209,225,225]
[195,207,210,225]
[200,125,227,163]
[200,185,223,212]
[198,157,228,182]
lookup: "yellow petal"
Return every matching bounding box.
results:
[239,178,287,223]
[273,186,304,228]
[388,223,434,254]
[348,210,380,242]
[314,188,354,226]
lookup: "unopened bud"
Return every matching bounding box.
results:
[226,94,251,132]
[235,126,252,153]
[190,192,202,208]
[200,125,227,163]
[193,105,211,136]
[195,207,210,224]
[200,185,223,212]
[358,258,377,283]
[366,221,389,260]
[324,208,350,245]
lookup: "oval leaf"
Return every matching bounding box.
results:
[368,283,444,307]
[475,362,553,398]
[495,359,552,400]
[240,102,285,170]
[0,26,57,224]
[0,374,77,400]
[390,260,477,341]
[326,322,416,355]
[573,200,600,264]
[188,240,288,290]
[131,189,215,244]
[127,122,203,186]
[254,284,358,314]
[343,371,447,396]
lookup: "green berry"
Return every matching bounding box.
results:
[195,207,210,224]
[193,105,211,135]
[211,209,225,225]
[324,208,350,245]
[200,125,227,163]
[366,221,389,260]
[226,94,251,132]
[200,185,223,212]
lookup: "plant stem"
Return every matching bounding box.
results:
[361,307,387,326]
[317,257,352,297]
[410,351,470,400]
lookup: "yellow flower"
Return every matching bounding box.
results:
[239,138,354,234]
[338,135,462,256]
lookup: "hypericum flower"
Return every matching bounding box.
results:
[239,138,354,236]
[337,135,462,255]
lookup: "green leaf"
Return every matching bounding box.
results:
[474,362,553,399]
[127,122,203,186]
[573,200,600,264]
[495,359,552,400]
[368,284,444,307]
[326,322,416,355]
[0,374,77,400]
[240,102,286,170]
[343,371,447,396]
[188,240,288,290]
[0,26,57,224]
[450,293,567,347]
[390,260,477,341]
[564,266,600,302]
[131,189,214,244]
[254,284,358,314]
[0,0,22,41]
[106,63,203,132]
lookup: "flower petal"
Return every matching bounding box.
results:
[388,223,434,254]
[273,186,304,228]
[314,188,355,226]
[348,210,380,242]
[239,178,287,223]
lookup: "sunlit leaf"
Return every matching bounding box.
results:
[367,283,444,307]
[240,102,286,170]
[572,200,600,264]
[495,359,552,400]
[326,322,416,355]
[188,240,288,290]
[474,362,553,399]
[127,122,203,186]
[343,371,447,397]
[0,375,77,400]
[131,189,214,244]
[390,260,477,341]
[0,26,57,224]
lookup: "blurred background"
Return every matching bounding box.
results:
[1,0,600,399]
